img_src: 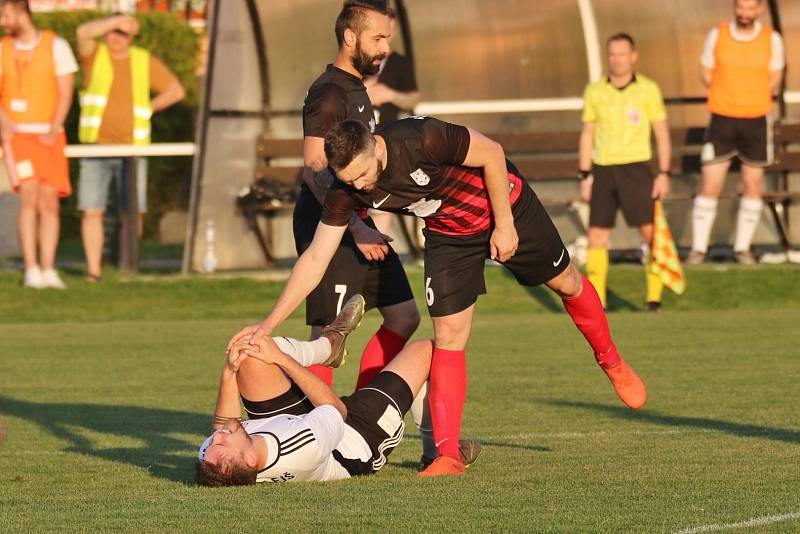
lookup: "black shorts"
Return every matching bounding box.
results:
[422,185,569,317]
[334,371,413,476]
[241,382,314,419]
[701,113,772,167]
[589,162,654,228]
[293,188,414,326]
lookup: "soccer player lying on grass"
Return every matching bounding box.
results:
[196,297,435,486]
[228,116,648,478]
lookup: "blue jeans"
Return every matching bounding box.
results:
[78,157,148,213]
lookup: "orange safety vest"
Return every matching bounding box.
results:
[0,30,58,127]
[708,22,773,118]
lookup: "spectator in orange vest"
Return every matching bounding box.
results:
[688,0,785,265]
[0,0,77,289]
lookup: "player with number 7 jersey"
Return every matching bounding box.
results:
[252,116,649,477]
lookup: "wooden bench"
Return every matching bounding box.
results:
[245,122,800,262]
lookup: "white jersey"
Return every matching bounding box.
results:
[198,404,373,483]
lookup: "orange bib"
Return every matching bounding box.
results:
[708,23,773,118]
[1,30,58,123]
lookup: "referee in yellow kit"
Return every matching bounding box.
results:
[578,33,672,311]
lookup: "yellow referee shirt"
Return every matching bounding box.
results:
[582,73,667,166]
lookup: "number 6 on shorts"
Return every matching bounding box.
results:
[425,277,434,306]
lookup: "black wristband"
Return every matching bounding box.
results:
[658,170,672,177]
[578,170,592,180]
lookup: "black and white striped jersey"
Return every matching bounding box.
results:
[198,405,372,483]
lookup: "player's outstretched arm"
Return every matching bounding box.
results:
[245,339,347,419]
[210,344,249,430]
[461,128,518,262]
[226,222,346,351]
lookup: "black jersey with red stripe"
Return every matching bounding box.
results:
[321,117,524,236]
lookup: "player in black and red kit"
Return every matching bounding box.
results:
[238,115,649,477]
[230,2,419,393]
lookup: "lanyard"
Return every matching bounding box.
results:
[11,32,41,93]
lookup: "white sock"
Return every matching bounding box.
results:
[734,197,764,253]
[692,195,718,253]
[410,381,438,459]
[272,336,331,367]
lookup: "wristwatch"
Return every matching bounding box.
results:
[577,170,593,181]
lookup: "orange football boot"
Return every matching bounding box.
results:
[417,455,466,478]
[601,358,647,409]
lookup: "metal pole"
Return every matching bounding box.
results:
[182,0,221,274]
[120,156,140,273]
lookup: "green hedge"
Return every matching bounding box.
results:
[11,11,201,240]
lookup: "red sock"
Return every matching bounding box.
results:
[308,365,333,386]
[356,325,408,389]
[428,347,466,460]
[562,276,621,368]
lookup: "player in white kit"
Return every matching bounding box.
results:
[196,296,433,486]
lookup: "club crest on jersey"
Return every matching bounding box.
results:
[405,198,441,217]
[410,168,430,186]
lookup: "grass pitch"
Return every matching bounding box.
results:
[0,264,798,532]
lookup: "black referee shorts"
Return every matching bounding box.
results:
[589,162,654,228]
[422,185,569,317]
[701,113,772,167]
[293,189,414,326]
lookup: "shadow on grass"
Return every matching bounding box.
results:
[546,399,800,445]
[0,395,206,484]
[605,289,638,312]
[500,270,639,313]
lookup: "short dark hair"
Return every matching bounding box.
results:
[335,0,389,46]
[607,32,636,49]
[194,459,257,487]
[2,0,31,16]
[324,120,375,172]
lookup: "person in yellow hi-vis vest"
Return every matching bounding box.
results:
[578,33,672,312]
[76,13,184,281]
[0,0,78,289]
[688,0,785,266]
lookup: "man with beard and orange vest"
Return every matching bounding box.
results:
[0,0,77,289]
[688,0,785,265]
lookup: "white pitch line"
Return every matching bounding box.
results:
[674,511,800,534]
[487,428,715,441]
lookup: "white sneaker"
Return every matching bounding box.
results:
[23,266,44,288]
[40,268,66,289]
